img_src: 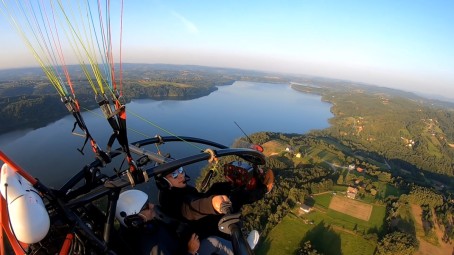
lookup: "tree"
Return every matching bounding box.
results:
[408,186,443,208]
[298,241,320,255]
[377,231,418,255]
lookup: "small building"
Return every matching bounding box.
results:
[347,187,358,199]
[299,204,312,213]
[356,167,364,173]
[295,153,301,158]
[348,164,355,170]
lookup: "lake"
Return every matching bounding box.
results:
[0,81,333,189]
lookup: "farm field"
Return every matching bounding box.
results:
[329,195,373,221]
[259,193,385,255]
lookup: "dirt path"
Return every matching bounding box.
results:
[411,204,453,255]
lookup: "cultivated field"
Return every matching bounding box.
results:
[329,195,373,221]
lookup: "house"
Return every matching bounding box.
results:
[299,204,312,213]
[347,187,358,199]
[295,153,301,158]
[285,147,294,153]
[356,167,364,173]
[348,164,355,170]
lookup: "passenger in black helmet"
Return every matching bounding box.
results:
[156,166,273,254]
[115,189,200,255]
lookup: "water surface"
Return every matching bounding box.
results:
[0,81,333,188]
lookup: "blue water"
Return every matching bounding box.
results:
[0,81,332,188]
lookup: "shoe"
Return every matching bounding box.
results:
[247,230,259,250]
[262,169,274,193]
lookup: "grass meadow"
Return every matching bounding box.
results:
[258,192,385,255]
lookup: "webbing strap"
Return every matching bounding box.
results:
[63,97,110,165]
[99,93,148,186]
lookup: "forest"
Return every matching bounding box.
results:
[303,85,454,178]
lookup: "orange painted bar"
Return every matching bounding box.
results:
[0,151,37,186]
[0,196,27,254]
[59,233,74,255]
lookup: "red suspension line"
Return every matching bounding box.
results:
[119,0,124,95]
[47,1,75,97]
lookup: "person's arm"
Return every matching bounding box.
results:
[181,195,217,220]
[181,195,230,220]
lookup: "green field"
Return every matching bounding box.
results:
[332,185,348,192]
[259,213,377,255]
[256,213,309,255]
[313,193,332,208]
[259,193,385,255]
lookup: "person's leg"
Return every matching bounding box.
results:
[198,236,234,255]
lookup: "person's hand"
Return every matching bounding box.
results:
[211,195,230,214]
[262,169,274,193]
[138,203,156,222]
[187,233,200,255]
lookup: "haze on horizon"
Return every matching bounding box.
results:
[0,0,453,99]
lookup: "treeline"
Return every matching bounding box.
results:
[0,89,100,134]
[380,185,453,254]
[376,231,418,255]
[122,81,217,99]
[435,198,454,243]
[0,95,67,133]
[0,64,292,134]
[408,186,444,208]
[408,186,453,242]
[0,67,233,134]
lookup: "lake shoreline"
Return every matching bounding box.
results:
[0,81,333,186]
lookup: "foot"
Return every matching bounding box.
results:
[247,230,260,250]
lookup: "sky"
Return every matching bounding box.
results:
[0,0,453,99]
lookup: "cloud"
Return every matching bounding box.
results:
[171,11,199,34]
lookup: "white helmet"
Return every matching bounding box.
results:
[115,189,148,226]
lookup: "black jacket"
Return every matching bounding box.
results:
[117,222,183,255]
[158,182,267,239]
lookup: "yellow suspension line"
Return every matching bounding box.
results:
[57,1,98,95]
[55,0,106,95]
[80,106,151,139]
[80,105,206,152]
[0,0,66,97]
[127,110,206,152]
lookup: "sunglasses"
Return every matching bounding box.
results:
[171,167,185,179]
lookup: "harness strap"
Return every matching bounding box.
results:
[63,97,111,165]
[98,93,147,186]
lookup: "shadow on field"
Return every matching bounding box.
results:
[256,238,272,255]
[296,221,341,255]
